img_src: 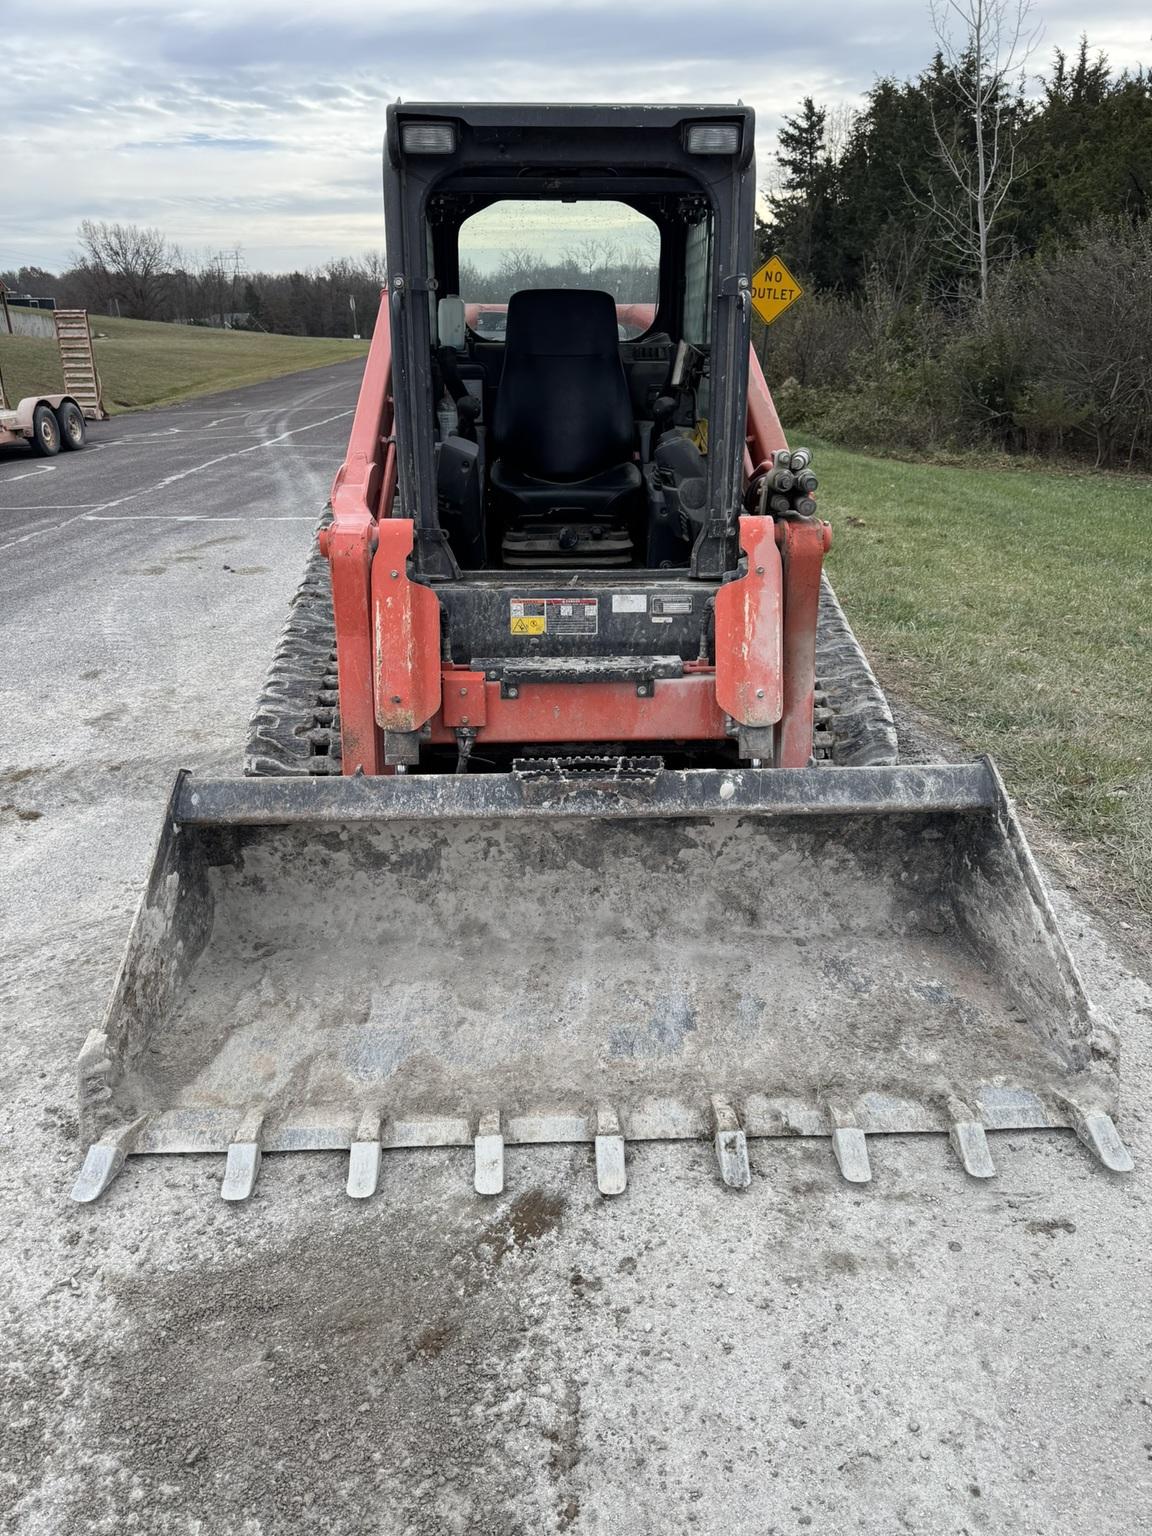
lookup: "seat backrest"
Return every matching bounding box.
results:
[491,289,634,481]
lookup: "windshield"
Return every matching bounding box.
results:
[458,200,659,340]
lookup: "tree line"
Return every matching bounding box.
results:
[4,227,662,337]
[759,7,1152,467]
[2,228,387,339]
[458,241,658,303]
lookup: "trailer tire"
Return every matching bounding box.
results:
[31,404,61,457]
[56,400,87,451]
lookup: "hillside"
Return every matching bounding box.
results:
[0,315,367,412]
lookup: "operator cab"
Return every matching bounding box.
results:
[384,104,756,583]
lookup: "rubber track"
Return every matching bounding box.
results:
[245,516,342,777]
[813,576,899,766]
[245,524,898,776]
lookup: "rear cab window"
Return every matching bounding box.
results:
[458,200,659,341]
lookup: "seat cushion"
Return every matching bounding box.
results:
[490,457,640,519]
[490,289,636,481]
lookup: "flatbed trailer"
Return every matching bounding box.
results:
[0,389,88,454]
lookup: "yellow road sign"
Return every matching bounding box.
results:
[749,255,804,325]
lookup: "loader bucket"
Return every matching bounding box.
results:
[73,760,1131,1203]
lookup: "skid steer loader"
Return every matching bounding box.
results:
[73,103,1132,1204]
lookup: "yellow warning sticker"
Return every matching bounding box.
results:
[509,597,599,636]
[509,598,547,634]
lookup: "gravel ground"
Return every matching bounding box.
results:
[1,371,1150,1535]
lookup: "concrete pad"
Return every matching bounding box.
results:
[1,363,1149,1535]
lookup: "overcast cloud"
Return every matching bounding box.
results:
[2,0,1148,272]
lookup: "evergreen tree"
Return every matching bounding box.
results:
[767,97,843,288]
[777,97,827,193]
[1019,42,1152,242]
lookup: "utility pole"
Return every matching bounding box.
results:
[213,248,244,327]
[228,248,243,323]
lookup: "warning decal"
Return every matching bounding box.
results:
[509,601,546,635]
[509,597,599,637]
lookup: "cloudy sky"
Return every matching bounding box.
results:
[3,0,1148,274]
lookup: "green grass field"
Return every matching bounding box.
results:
[818,442,1152,914]
[0,315,367,413]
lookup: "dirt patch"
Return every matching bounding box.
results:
[407,1318,458,1362]
[474,1190,566,1267]
[505,1190,566,1247]
[1025,1217,1078,1239]
[63,1193,581,1536]
[0,803,42,822]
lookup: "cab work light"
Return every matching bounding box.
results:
[685,122,740,155]
[401,121,456,154]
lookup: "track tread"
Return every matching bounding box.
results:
[244,514,343,777]
[814,576,900,767]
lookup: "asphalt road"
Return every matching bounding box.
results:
[1,363,1150,1535]
[0,361,361,552]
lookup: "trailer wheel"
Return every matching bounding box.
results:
[31,404,61,457]
[56,400,87,451]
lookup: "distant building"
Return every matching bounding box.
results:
[5,293,57,311]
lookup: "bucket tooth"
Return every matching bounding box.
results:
[823,1100,872,1184]
[946,1097,996,1179]
[221,1112,265,1202]
[474,1111,504,1196]
[347,1110,383,1199]
[1056,1097,1134,1173]
[594,1105,627,1196]
[711,1097,751,1189]
[71,1118,147,1203]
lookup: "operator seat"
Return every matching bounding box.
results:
[489,289,641,564]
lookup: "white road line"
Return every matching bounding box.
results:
[2,465,56,483]
[143,410,350,494]
[0,503,103,511]
[104,435,338,446]
[0,408,352,553]
[98,434,323,446]
[147,401,354,417]
[84,514,319,523]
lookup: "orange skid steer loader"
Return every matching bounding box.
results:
[73,104,1132,1204]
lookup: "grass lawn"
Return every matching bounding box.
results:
[817,441,1152,914]
[0,315,367,413]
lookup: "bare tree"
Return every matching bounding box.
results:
[75,220,178,320]
[1019,219,1152,466]
[920,0,1041,300]
[568,238,621,279]
[861,222,935,340]
[823,102,859,166]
